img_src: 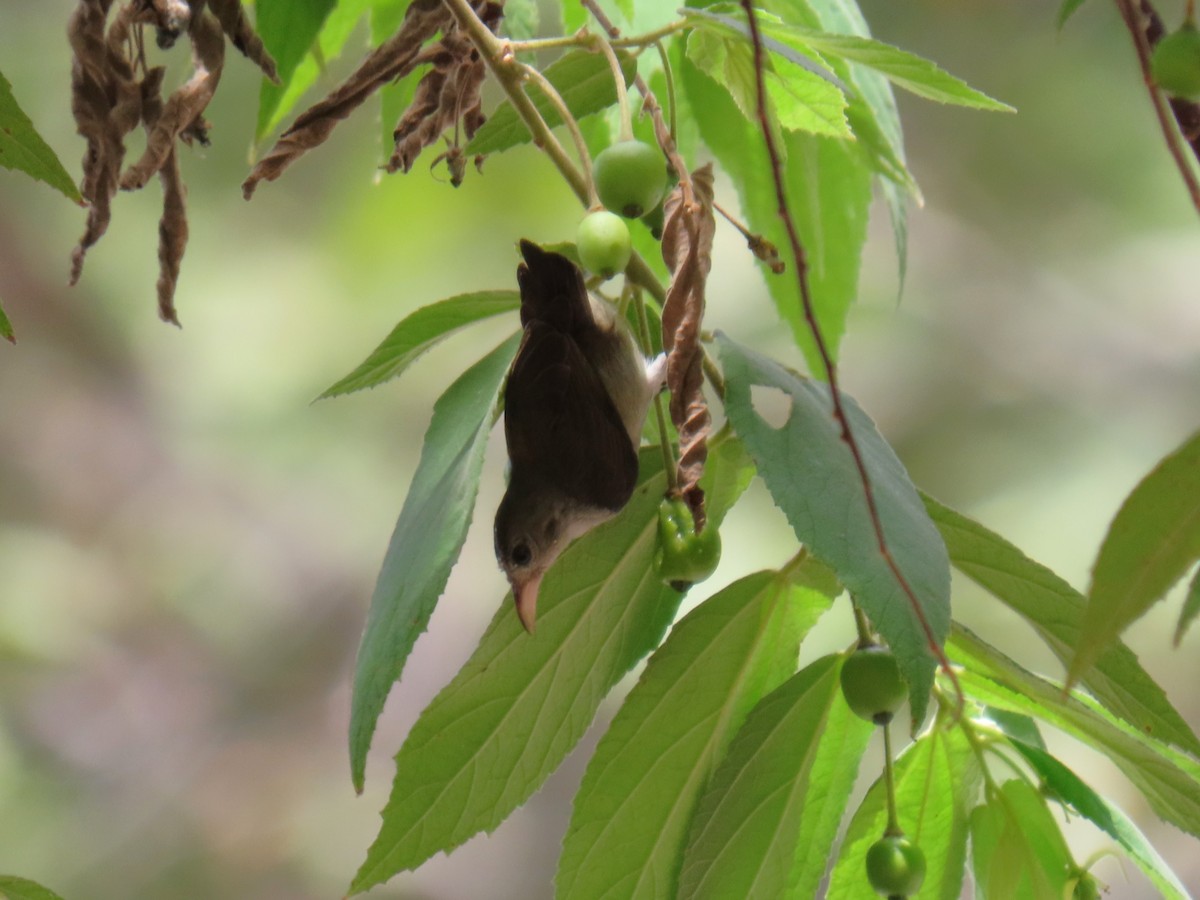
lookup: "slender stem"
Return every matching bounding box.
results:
[779,546,811,579]
[736,0,961,710]
[633,287,678,489]
[521,61,598,205]
[1113,0,1200,215]
[701,349,726,399]
[589,31,632,141]
[504,19,686,55]
[881,721,901,835]
[654,40,678,141]
[852,604,874,646]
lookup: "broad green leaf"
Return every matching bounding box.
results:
[557,562,836,899]
[501,0,539,42]
[719,334,951,727]
[970,779,1073,900]
[679,654,872,900]
[465,50,637,156]
[682,58,871,372]
[684,28,850,139]
[1057,0,1090,29]
[768,0,917,294]
[0,876,66,900]
[350,434,754,893]
[1073,428,1200,684]
[1010,741,1193,899]
[950,624,1200,839]
[1176,567,1200,646]
[924,494,1200,757]
[826,719,981,899]
[258,0,374,139]
[0,301,13,344]
[983,707,1046,751]
[371,0,412,39]
[320,291,520,398]
[0,70,81,203]
[348,333,518,792]
[255,0,338,139]
[761,23,1014,112]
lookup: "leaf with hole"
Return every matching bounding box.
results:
[719,334,951,728]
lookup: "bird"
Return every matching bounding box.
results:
[494,240,665,633]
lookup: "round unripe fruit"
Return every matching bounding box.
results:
[840,645,908,724]
[576,210,632,279]
[1151,23,1200,99]
[655,497,722,588]
[865,835,926,897]
[593,141,668,219]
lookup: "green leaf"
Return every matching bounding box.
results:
[350,434,755,893]
[1057,0,1090,29]
[501,0,540,42]
[826,719,982,899]
[679,654,872,900]
[558,563,837,900]
[1176,567,1200,646]
[465,50,637,156]
[719,334,951,728]
[255,0,338,140]
[319,291,521,398]
[970,779,1074,900]
[1073,428,1200,684]
[684,28,851,139]
[683,59,870,371]
[348,332,519,793]
[1010,741,1193,899]
[924,494,1200,757]
[0,875,66,900]
[371,0,412,39]
[761,22,1014,112]
[950,624,1200,839]
[0,70,81,203]
[257,0,374,139]
[0,301,13,344]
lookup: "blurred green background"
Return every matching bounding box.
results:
[1,0,1198,897]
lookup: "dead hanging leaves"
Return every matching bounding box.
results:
[661,165,717,528]
[67,0,277,324]
[243,0,502,198]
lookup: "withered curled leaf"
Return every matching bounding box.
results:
[121,9,224,191]
[386,2,500,176]
[207,0,279,82]
[661,164,716,527]
[242,0,452,198]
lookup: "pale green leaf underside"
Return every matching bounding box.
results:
[1074,428,1200,684]
[351,434,754,893]
[0,70,81,202]
[924,494,1200,757]
[320,291,520,398]
[950,624,1200,839]
[970,779,1074,900]
[557,566,833,899]
[679,654,872,900]
[1011,741,1193,899]
[466,50,637,155]
[719,334,951,727]
[348,332,518,793]
[826,718,980,899]
[0,875,67,900]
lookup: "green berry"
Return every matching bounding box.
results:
[865,835,926,897]
[593,141,668,219]
[654,497,722,588]
[1151,23,1200,99]
[840,645,908,725]
[576,211,632,279]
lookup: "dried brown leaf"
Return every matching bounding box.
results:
[207,0,278,82]
[242,0,450,199]
[661,164,716,525]
[121,9,224,191]
[156,148,187,325]
[386,2,499,176]
[141,0,192,49]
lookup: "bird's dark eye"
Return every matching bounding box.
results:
[511,542,532,567]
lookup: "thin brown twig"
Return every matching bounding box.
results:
[736,0,961,711]
[1114,0,1200,215]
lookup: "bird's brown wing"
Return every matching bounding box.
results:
[504,321,638,512]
